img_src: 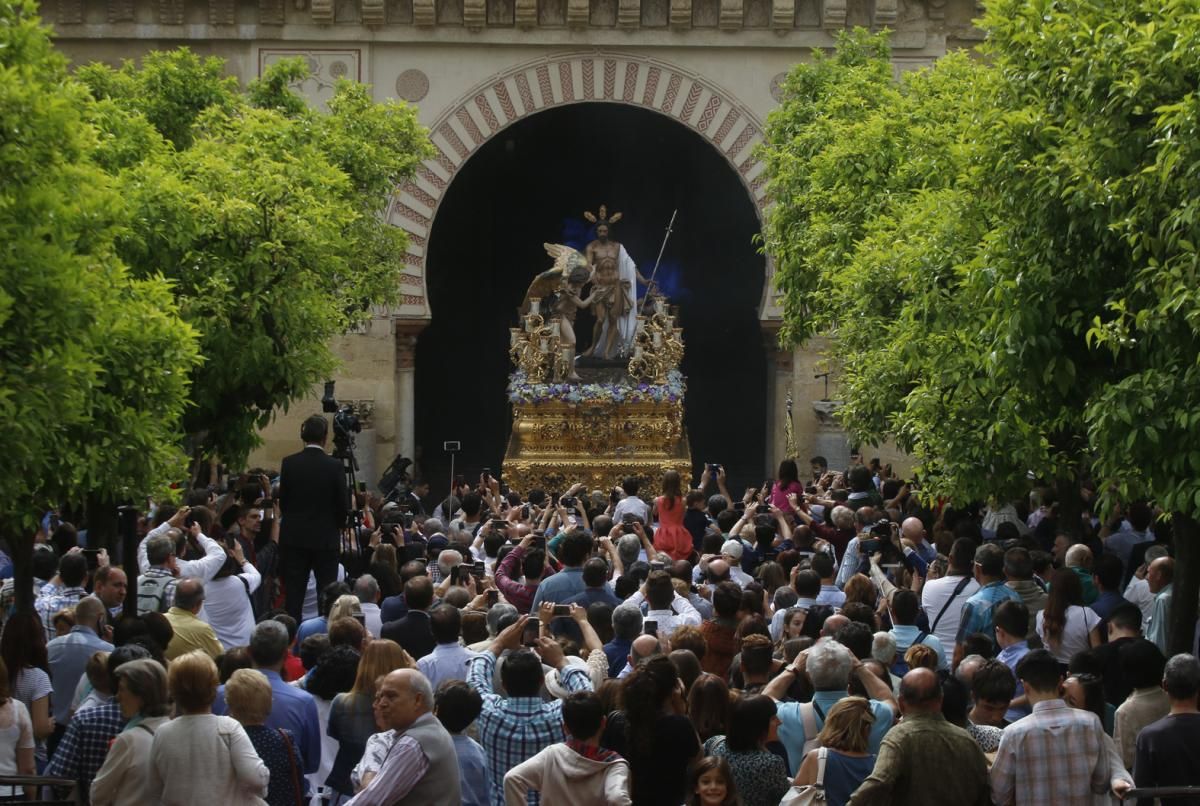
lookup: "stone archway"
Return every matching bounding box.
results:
[387,50,770,321]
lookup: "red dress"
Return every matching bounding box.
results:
[654,496,693,561]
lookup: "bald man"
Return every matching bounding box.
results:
[850,668,990,806]
[617,633,661,678]
[901,517,936,564]
[1144,556,1175,653]
[163,578,222,660]
[347,669,461,806]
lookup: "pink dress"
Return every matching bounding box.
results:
[654,496,693,561]
[770,480,805,510]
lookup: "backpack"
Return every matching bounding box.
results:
[800,701,825,756]
[137,574,175,615]
[890,631,929,677]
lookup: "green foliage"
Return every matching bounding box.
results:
[0,0,199,537]
[81,51,433,466]
[761,4,1200,523]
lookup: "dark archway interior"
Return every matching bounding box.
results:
[415,102,767,497]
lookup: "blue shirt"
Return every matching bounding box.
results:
[452,733,492,806]
[603,637,631,679]
[997,640,1031,722]
[530,566,587,612]
[380,593,408,623]
[776,690,893,774]
[1090,590,1129,628]
[294,616,328,647]
[47,625,113,723]
[891,624,947,670]
[562,586,622,609]
[214,668,321,775]
[956,580,1022,644]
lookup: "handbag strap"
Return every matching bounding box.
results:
[814,747,828,787]
[930,575,972,633]
[277,727,305,806]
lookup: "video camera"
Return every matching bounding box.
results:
[321,381,361,459]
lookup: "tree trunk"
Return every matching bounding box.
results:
[1169,512,1199,656]
[85,493,118,553]
[1055,474,1083,539]
[6,524,35,615]
[117,506,141,618]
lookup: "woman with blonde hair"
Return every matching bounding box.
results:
[903,642,938,672]
[91,659,170,806]
[225,668,303,806]
[326,639,414,800]
[148,651,269,805]
[791,696,876,806]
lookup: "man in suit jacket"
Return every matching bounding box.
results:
[381,576,437,660]
[278,414,348,622]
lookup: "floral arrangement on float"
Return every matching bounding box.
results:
[507,369,686,406]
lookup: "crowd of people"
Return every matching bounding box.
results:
[1,416,1198,805]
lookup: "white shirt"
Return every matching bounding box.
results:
[612,496,649,524]
[622,591,701,638]
[302,564,346,622]
[921,574,981,650]
[728,564,753,589]
[416,642,478,690]
[147,714,268,805]
[205,566,262,650]
[1036,605,1101,664]
[139,521,227,582]
[1124,577,1156,623]
[360,602,383,638]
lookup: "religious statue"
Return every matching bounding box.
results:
[582,205,653,360]
[520,243,593,380]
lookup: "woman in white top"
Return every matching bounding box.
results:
[148,651,269,805]
[0,658,35,799]
[205,542,262,650]
[91,659,171,806]
[0,613,54,765]
[1036,568,1102,665]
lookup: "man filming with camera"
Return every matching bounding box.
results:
[278,414,348,622]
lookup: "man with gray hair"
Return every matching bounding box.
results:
[1134,653,1200,797]
[615,534,642,570]
[137,533,182,615]
[346,668,461,806]
[604,604,642,679]
[213,619,321,779]
[1065,543,1098,604]
[355,573,383,636]
[765,639,897,772]
[871,632,901,693]
[1125,543,1169,623]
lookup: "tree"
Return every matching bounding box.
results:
[79,51,433,469]
[762,4,1200,653]
[0,0,199,610]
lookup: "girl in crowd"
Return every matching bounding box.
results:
[686,755,740,806]
[652,470,695,562]
[702,694,790,806]
[770,459,805,510]
[1038,568,1102,665]
[0,658,35,801]
[0,613,53,767]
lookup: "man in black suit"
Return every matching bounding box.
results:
[278,414,348,622]
[381,575,436,660]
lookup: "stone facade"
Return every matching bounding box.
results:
[49,0,978,480]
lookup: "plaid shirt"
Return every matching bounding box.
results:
[34,585,87,643]
[990,699,1109,805]
[956,580,1021,644]
[45,701,126,797]
[467,651,593,806]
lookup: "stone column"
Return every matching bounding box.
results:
[762,325,794,475]
[394,323,424,466]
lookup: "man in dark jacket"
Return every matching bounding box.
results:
[278,414,347,622]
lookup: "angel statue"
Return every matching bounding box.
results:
[582,205,653,360]
[521,243,594,381]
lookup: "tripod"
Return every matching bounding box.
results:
[333,437,364,559]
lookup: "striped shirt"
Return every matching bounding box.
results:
[345,733,427,805]
[989,699,1109,805]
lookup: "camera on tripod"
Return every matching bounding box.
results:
[321,381,361,460]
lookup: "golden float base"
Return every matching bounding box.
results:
[502,373,692,494]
